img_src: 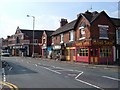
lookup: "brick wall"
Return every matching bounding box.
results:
[91,13,115,41]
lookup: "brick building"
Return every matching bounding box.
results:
[2,26,54,57]
[52,11,116,64]
[111,18,120,65]
[41,30,54,58]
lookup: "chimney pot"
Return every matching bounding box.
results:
[60,18,68,27]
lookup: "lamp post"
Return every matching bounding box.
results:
[27,15,35,57]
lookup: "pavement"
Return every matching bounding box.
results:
[39,57,120,69]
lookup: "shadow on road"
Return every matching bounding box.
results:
[4,61,38,75]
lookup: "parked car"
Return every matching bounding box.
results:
[1,50,10,57]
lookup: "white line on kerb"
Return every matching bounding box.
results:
[102,76,120,81]
[2,68,6,82]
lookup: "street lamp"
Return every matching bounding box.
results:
[27,15,35,57]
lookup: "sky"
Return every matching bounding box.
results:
[0,0,119,38]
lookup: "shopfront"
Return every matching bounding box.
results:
[91,40,114,64]
[66,47,76,61]
[75,40,91,63]
[66,40,114,64]
[66,42,76,61]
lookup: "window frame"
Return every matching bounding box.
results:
[69,30,74,42]
[60,34,63,43]
[98,25,109,39]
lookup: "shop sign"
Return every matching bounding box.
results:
[92,40,114,46]
[13,46,21,49]
[66,47,76,49]
[74,41,90,47]
[53,45,61,50]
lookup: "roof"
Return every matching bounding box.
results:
[52,11,102,36]
[52,19,77,36]
[20,29,43,39]
[44,30,54,37]
[110,18,120,27]
[81,11,102,24]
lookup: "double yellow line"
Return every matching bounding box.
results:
[0,81,18,90]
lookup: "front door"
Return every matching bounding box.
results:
[90,48,99,64]
[70,49,75,62]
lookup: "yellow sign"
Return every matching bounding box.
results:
[75,41,90,46]
[93,40,114,46]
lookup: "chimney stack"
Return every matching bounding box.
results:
[60,18,68,27]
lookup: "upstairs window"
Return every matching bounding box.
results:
[60,34,63,43]
[34,39,38,44]
[98,25,109,39]
[69,30,74,41]
[52,37,54,44]
[79,22,86,40]
[116,29,120,44]
[16,37,20,44]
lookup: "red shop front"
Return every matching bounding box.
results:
[74,40,114,64]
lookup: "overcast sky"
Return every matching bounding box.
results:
[0,0,119,38]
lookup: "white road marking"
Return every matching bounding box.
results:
[2,68,6,82]
[51,65,56,68]
[9,67,13,71]
[75,72,103,90]
[39,66,61,74]
[3,74,6,82]
[35,64,38,66]
[68,74,77,76]
[55,69,73,71]
[21,70,27,72]
[75,72,83,79]
[102,76,120,81]
[75,78,103,89]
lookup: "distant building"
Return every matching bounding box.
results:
[0,38,3,49]
[4,26,54,57]
[41,30,54,58]
[111,18,120,65]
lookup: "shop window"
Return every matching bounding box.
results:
[98,25,109,39]
[77,48,88,56]
[100,48,111,57]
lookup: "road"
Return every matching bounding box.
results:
[1,57,120,90]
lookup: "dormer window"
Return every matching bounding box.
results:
[98,25,109,39]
